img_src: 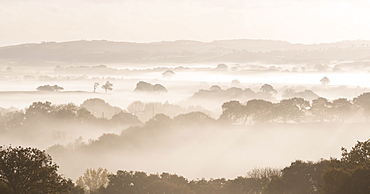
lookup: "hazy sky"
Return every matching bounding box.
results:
[1,0,370,46]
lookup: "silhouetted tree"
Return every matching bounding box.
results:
[25,101,53,119]
[93,82,100,93]
[310,97,332,122]
[81,98,122,119]
[76,168,109,193]
[323,139,370,194]
[245,99,274,123]
[219,101,247,124]
[215,63,228,70]
[282,88,296,98]
[52,85,64,91]
[209,85,222,92]
[283,89,319,101]
[246,167,282,193]
[353,92,370,122]
[134,81,153,92]
[174,112,214,126]
[260,84,277,95]
[320,76,330,85]
[331,98,353,122]
[97,170,192,194]
[37,84,64,92]
[231,79,241,85]
[153,84,168,93]
[274,98,309,123]
[267,160,327,194]
[0,146,72,193]
[111,112,143,127]
[101,81,113,93]
[162,70,175,78]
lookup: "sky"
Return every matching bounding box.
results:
[1,0,370,46]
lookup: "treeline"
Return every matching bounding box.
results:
[94,139,370,194]
[2,92,370,137]
[190,84,319,103]
[0,101,142,132]
[1,139,369,193]
[220,92,370,124]
[0,98,209,135]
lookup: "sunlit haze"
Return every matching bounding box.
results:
[1,0,370,193]
[1,0,370,46]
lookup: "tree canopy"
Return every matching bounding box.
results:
[0,146,72,194]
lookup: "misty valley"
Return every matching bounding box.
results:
[1,40,370,193]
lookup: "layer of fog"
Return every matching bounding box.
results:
[49,123,370,181]
[1,65,369,111]
[1,61,370,181]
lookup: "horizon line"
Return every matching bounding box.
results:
[2,38,370,48]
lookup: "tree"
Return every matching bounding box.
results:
[134,81,167,93]
[274,98,309,123]
[101,81,113,93]
[340,139,370,167]
[331,98,353,122]
[322,139,370,194]
[37,84,64,92]
[320,76,330,85]
[76,168,109,193]
[52,85,64,92]
[174,112,214,125]
[153,84,168,93]
[209,85,222,92]
[134,81,154,92]
[260,84,277,95]
[231,79,241,85]
[111,112,143,127]
[0,146,72,193]
[245,99,274,123]
[81,98,122,119]
[98,170,192,194]
[282,88,296,98]
[353,92,370,122]
[127,101,145,116]
[93,82,100,93]
[25,101,53,119]
[219,100,247,124]
[310,97,332,122]
[162,70,175,78]
[215,63,228,70]
[246,167,282,193]
[267,160,327,194]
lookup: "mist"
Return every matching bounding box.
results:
[1,1,370,192]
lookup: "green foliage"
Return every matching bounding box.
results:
[266,160,327,194]
[0,146,72,194]
[97,171,192,194]
[323,139,370,194]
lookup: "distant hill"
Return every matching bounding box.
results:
[1,39,370,64]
